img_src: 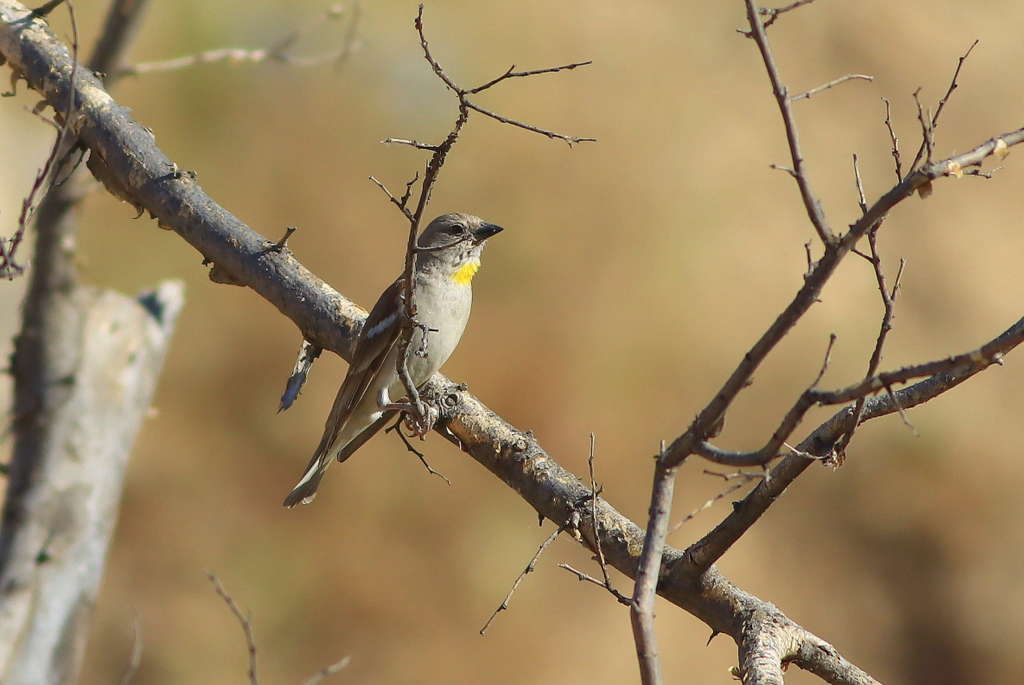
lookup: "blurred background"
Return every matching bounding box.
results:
[2,1,1024,683]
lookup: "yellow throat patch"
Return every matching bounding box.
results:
[452,259,480,285]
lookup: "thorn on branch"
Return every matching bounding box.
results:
[769,164,798,178]
[268,226,296,252]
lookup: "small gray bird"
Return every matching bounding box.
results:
[284,213,503,507]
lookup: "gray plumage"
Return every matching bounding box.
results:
[284,213,503,507]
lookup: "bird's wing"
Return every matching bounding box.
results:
[311,276,405,460]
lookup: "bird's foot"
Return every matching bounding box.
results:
[383,399,439,438]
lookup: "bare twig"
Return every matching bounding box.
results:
[465,100,596,145]
[757,0,815,30]
[882,97,903,182]
[587,434,614,591]
[668,470,764,535]
[908,40,978,173]
[368,175,415,221]
[385,414,452,485]
[120,4,360,76]
[744,0,834,246]
[912,88,934,167]
[301,657,352,685]
[1,0,80,278]
[852,154,867,214]
[553,434,632,605]
[480,524,564,635]
[208,573,258,685]
[692,334,835,468]
[468,60,591,94]
[834,238,904,460]
[659,119,1024,474]
[790,73,873,102]
[559,564,631,605]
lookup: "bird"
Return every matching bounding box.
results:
[283,213,504,507]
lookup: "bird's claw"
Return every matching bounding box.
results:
[403,403,439,438]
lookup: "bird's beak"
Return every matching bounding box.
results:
[473,223,504,242]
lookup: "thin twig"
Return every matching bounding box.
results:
[468,60,592,94]
[758,0,815,30]
[908,40,979,173]
[912,88,934,167]
[667,470,764,535]
[368,175,414,221]
[1,0,80,278]
[587,434,613,590]
[208,573,258,685]
[744,0,834,245]
[852,153,868,214]
[121,4,359,76]
[834,236,904,460]
[882,97,903,182]
[559,564,631,605]
[301,657,352,685]
[480,525,564,634]
[884,382,918,435]
[385,414,452,485]
[465,101,595,146]
[789,73,873,102]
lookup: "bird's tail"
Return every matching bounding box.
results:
[283,412,396,508]
[283,455,328,507]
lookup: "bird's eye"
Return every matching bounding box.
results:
[447,224,465,234]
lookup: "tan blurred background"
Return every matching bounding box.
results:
[2,0,1024,683]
